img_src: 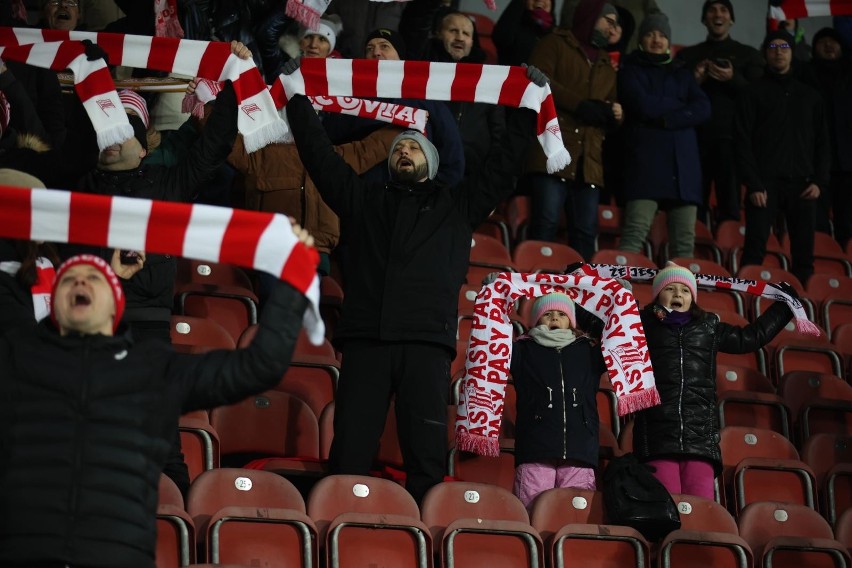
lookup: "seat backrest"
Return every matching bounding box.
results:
[716,363,775,394]
[512,240,584,273]
[159,473,184,508]
[670,493,739,534]
[306,474,421,541]
[669,257,732,278]
[719,426,799,477]
[529,487,606,542]
[176,258,254,289]
[805,274,852,303]
[832,323,852,354]
[835,508,852,550]
[210,390,319,459]
[735,265,805,295]
[737,501,835,558]
[591,249,656,269]
[801,433,852,485]
[186,468,306,533]
[421,481,530,545]
[779,371,852,419]
[170,315,236,353]
[470,233,512,263]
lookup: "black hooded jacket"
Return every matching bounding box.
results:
[0,282,307,567]
[633,301,792,473]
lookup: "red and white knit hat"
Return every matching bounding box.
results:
[531,292,576,328]
[50,254,126,333]
[652,261,698,300]
[118,89,149,128]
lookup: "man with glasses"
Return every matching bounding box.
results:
[735,29,830,285]
[41,0,81,31]
[676,0,764,225]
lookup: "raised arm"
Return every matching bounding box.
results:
[717,301,792,354]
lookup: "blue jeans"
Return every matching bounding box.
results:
[528,174,600,261]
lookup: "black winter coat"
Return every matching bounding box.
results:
[512,335,605,468]
[0,283,307,567]
[287,94,534,353]
[72,83,239,321]
[633,302,792,474]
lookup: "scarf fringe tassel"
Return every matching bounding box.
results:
[241,120,290,154]
[616,386,661,417]
[455,432,501,458]
[97,123,135,151]
[795,317,822,337]
[285,2,322,30]
[545,147,571,174]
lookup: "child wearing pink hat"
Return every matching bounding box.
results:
[511,292,606,509]
[634,261,794,499]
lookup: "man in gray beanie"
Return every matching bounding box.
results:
[282,57,547,505]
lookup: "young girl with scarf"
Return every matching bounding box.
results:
[633,262,795,499]
[511,292,606,509]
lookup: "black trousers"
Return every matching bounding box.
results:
[741,179,817,284]
[700,138,742,223]
[328,340,451,504]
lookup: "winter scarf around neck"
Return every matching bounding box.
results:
[528,325,577,348]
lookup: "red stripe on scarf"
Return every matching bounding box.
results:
[197,42,231,79]
[219,208,273,267]
[147,36,181,71]
[69,192,111,245]
[74,67,113,102]
[496,65,530,107]
[536,92,555,135]
[97,32,125,63]
[402,60,431,100]
[145,200,192,253]
[302,59,330,100]
[232,68,268,106]
[0,186,32,238]
[451,62,483,103]
[280,242,318,295]
[352,59,380,99]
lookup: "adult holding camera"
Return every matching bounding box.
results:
[676,0,763,225]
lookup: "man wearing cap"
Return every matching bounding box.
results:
[735,29,830,285]
[283,60,547,504]
[676,0,764,225]
[0,246,311,567]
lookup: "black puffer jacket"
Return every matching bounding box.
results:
[288,94,534,354]
[0,283,306,567]
[512,334,605,468]
[633,302,792,474]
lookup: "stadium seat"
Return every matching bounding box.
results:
[157,474,196,568]
[178,285,258,344]
[715,364,775,395]
[834,507,852,552]
[618,418,635,454]
[833,324,852,377]
[448,445,516,493]
[529,487,650,568]
[719,426,817,514]
[657,493,753,568]
[779,371,852,444]
[512,240,584,274]
[717,221,789,273]
[661,221,723,265]
[420,481,543,568]
[187,468,317,567]
[319,275,344,340]
[458,284,481,318]
[505,195,530,243]
[591,249,656,269]
[170,315,235,353]
[468,233,516,286]
[801,434,852,526]
[209,390,323,477]
[306,474,432,568]
[804,274,852,334]
[596,204,623,252]
[179,414,221,482]
[717,390,790,438]
[783,233,852,278]
[738,501,851,568]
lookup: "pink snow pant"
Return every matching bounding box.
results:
[646,458,715,500]
[513,460,596,509]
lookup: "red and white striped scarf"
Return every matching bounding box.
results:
[0,185,324,344]
[0,41,131,151]
[456,271,658,458]
[271,57,571,174]
[582,263,821,336]
[0,257,55,322]
[0,27,286,153]
[285,0,497,29]
[769,0,852,20]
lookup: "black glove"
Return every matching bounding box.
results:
[522,63,549,87]
[279,55,301,76]
[573,99,613,127]
[773,281,800,299]
[564,262,585,274]
[81,39,108,64]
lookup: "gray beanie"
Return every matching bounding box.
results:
[638,13,672,41]
[389,130,440,181]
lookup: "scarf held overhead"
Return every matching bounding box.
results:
[285,0,497,29]
[0,27,286,153]
[580,263,821,336]
[271,57,571,174]
[769,0,852,19]
[0,185,324,344]
[456,272,658,458]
